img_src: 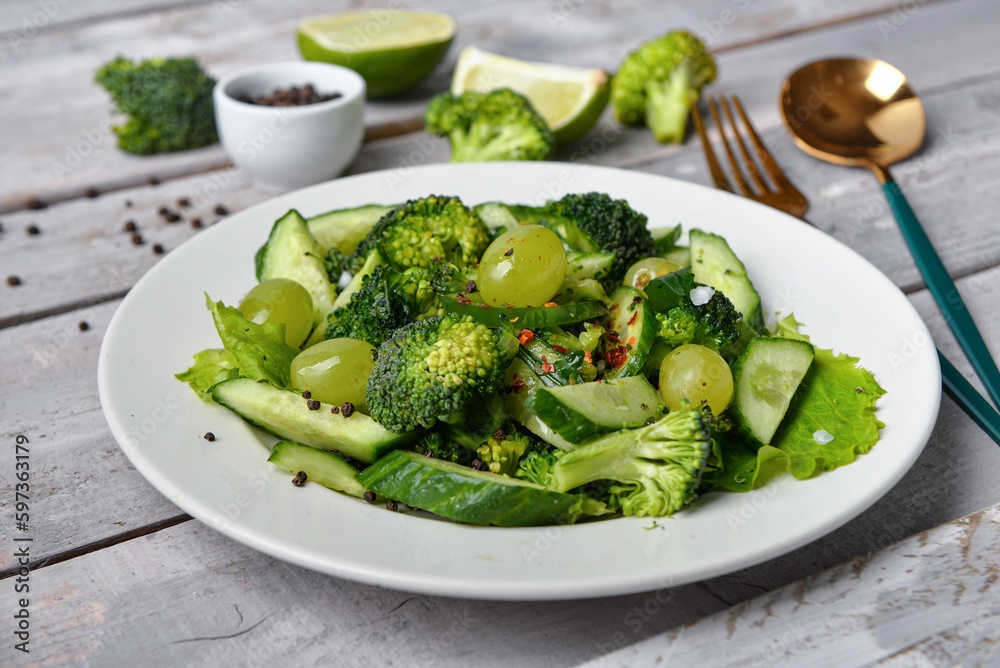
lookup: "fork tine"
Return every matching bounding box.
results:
[720,96,768,193]
[691,103,734,193]
[729,95,800,195]
[707,96,754,196]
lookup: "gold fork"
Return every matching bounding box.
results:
[692,95,809,219]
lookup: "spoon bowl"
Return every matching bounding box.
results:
[780,57,925,178]
[780,56,1000,419]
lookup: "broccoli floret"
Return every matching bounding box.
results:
[549,404,711,517]
[476,427,532,476]
[441,391,508,452]
[366,314,519,432]
[349,195,491,274]
[611,31,717,143]
[425,89,555,162]
[95,56,218,155]
[514,446,563,487]
[413,432,475,466]
[326,261,461,347]
[655,289,742,353]
[542,192,656,285]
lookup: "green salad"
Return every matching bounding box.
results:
[177,193,885,526]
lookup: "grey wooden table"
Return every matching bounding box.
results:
[3,1,1000,665]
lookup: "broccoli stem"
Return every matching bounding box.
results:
[551,429,638,492]
[450,124,542,162]
[644,63,700,144]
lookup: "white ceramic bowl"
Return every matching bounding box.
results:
[213,62,365,193]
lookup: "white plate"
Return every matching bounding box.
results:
[98,162,940,601]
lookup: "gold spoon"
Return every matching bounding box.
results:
[780,57,1000,416]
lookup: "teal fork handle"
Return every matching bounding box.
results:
[939,350,1000,446]
[885,181,1000,411]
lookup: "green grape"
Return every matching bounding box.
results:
[658,343,734,414]
[290,338,376,412]
[239,278,314,347]
[477,224,567,307]
[623,257,681,291]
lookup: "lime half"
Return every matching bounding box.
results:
[297,11,456,98]
[451,47,611,145]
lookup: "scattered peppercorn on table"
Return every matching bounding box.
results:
[3,0,1000,665]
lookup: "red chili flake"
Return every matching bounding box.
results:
[584,350,593,364]
[551,344,569,354]
[456,293,472,304]
[627,336,636,347]
[518,329,534,345]
[607,331,621,344]
[543,302,557,307]
[605,346,629,369]
[511,379,526,392]
[609,304,618,311]
[540,363,555,374]
[627,312,639,326]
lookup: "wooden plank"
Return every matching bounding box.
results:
[581,503,1000,668]
[0,0,196,34]
[0,300,189,568]
[5,69,999,329]
[15,520,728,667]
[0,0,955,210]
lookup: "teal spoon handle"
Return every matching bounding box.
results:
[884,180,1000,410]
[939,350,1000,446]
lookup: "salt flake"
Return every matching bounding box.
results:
[813,429,834,445]
[690,286,715,306]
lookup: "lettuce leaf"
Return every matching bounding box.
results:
[708,315,886,491]
[203,294,299,389]
[175,348,240,399]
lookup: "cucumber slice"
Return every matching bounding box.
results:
[731,337,815,446]
[523,375,662,445]
[441,297,606,329]
[689,229,763,333]
[473,201,518,231]
[268,440,366,498]
[357,450,596,526]
[259,210,336,332]
[602,286,657,379]
[307,204,396,255]
[565,251,615,280]
[211,377,414,463]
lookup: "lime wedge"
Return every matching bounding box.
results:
[297,11,456,98]
[451,47,611,145]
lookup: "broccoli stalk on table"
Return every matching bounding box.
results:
[365,314,519,433]
[425,89,555,162]
[95,56,218,155]
[611,31,718,144]
[548,404,711,517]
